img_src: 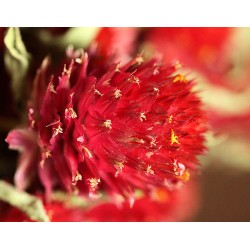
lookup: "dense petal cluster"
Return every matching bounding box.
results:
[6,52,206,200]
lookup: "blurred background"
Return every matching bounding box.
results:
[1,27,250,221]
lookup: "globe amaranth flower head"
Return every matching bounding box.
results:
[6,49,207,202]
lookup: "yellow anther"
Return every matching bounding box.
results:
[135,55,144,64]
[115,63,121,72]
[75,58,83,64]
[173,74,187,83]
[170,129,180,145]
[72,171,82,185]
[65,108,77,119]
[31,120,35,129]
[103,119,112,129]
[177,170,190,182]
[128,75,140,85]
[150,137,156,147]
[45,150,51,158]
[114,161,124,171]
[88,178,100,189]
[153,87,159,94]
[126,137,145,144]
[140,112,146,121]
[94,89,103,96]
[146,165,154,175]
[63,64,72,77]
[114,89,122,98]
[146,152,154,158]
[114,161,124,176]
[49,83,57,93]
[52,125,63,137]
[168,115,173,124]
[82,146,93,158]
[46,120,60,128]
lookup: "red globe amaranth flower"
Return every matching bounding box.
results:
[0,180,199,222]
[6,51,206,201]
[143,28,243,90]
[93,27,139,62]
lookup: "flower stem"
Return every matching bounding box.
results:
[0,180,49,222]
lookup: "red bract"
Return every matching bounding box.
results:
[6,51,206,201]
[143,28,239,90]
[0,181,199,222]
[94,27,139,62]
[83,181,199,222]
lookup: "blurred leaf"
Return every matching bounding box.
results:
[0,181,49,222]
[38,27,100,50]
[4,27,31,104]
[51,191,88,208]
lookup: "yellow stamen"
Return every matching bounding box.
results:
[173,74,187,83]
[94,89,103,96]
[115,63,121,72]
[177,170,190,182]
[140,112,146,121]
[103,119,112,129]
[75,58,82,64]
[153,87,159,94]
[114,161,124,171]
[170,129,180,145]
[52,125,63,137]
[114,89,122,98]
[82,146,93,158]
[146,165,154,175]
[45,150,51,158]
[65,108,77,119]
[168,115,173,124]
[114,161,124,176]
[88,178,100,189]
[150,137,156,147]
[128,75,140,86]
[63,64,72,77]
[49,83,57,93]
[72,171,82,185]
[135,55,144,64]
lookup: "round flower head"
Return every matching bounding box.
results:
[6,50,206,202]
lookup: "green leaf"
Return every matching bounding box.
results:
[0,181,49,222]
[4,27,31,104]
[37,27,100,50]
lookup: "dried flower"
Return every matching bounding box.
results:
[6,50,206,201]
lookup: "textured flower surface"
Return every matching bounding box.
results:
[6,50,206,201]
[0,180,199,222]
